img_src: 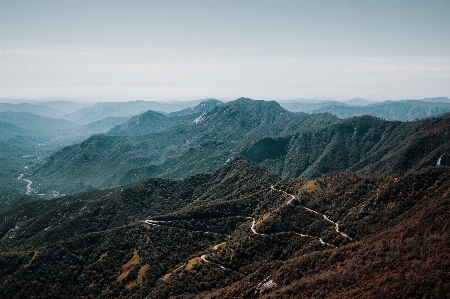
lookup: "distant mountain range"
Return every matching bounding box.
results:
[1,96,450,298]
[30,98,338,194]
[0,102,66,118]
[0,98,89,113]
[280,97,450,121]
[3,96,449,123]
[27,98,450,197]
[2,97,450,199]
[0,111,77,143]
[0,99,224,198]
[61,99,221,124]
[310,100,450,121]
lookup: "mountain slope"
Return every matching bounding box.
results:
[0,111,77,144]
[110,112,450,188]
[0,140,29,199]
[166,99,223,117]
[0,121,28,140]
[188,98,334,142]
[422,96,450,103]
[31,98,338,195]
[27,100,89,113]
[0,159,448,298]
[0,112,81,198]
[0,113,127,199]
[106,99,223,136]
[0,158,280,249]
[311,99,450,121]
[201,169,450,298]
[0,102,65,118]
[62,99,220,124]
[279,100,349,113]
[0,114,78,199]
[76,116,129,137]
[241,114,450,179]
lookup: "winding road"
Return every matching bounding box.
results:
[247,217,265,235]
[271,186,295,204]
[201,254,226,269]
[437,153,445,166]
[271,185,352,240]
[247,215,336,248]
[143,220,172,226]
[17,174,33,195]
[142,183,354,276]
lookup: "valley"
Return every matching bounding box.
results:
[3,1,449,297]
[24,98,450,196]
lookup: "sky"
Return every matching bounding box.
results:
[0,0,449,102]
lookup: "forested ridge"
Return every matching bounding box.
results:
[28,100,450,196]
[1,98,449,298]
[1,158,449,298]
[30,98,338,195]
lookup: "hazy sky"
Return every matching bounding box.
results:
[1,0,449,102]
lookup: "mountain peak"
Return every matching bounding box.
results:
[168,99,223,117]
[226,97,283,111]
[107,100,223,136]
[346,98,371,106]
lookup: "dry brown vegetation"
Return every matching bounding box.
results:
[0,159,449,298]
